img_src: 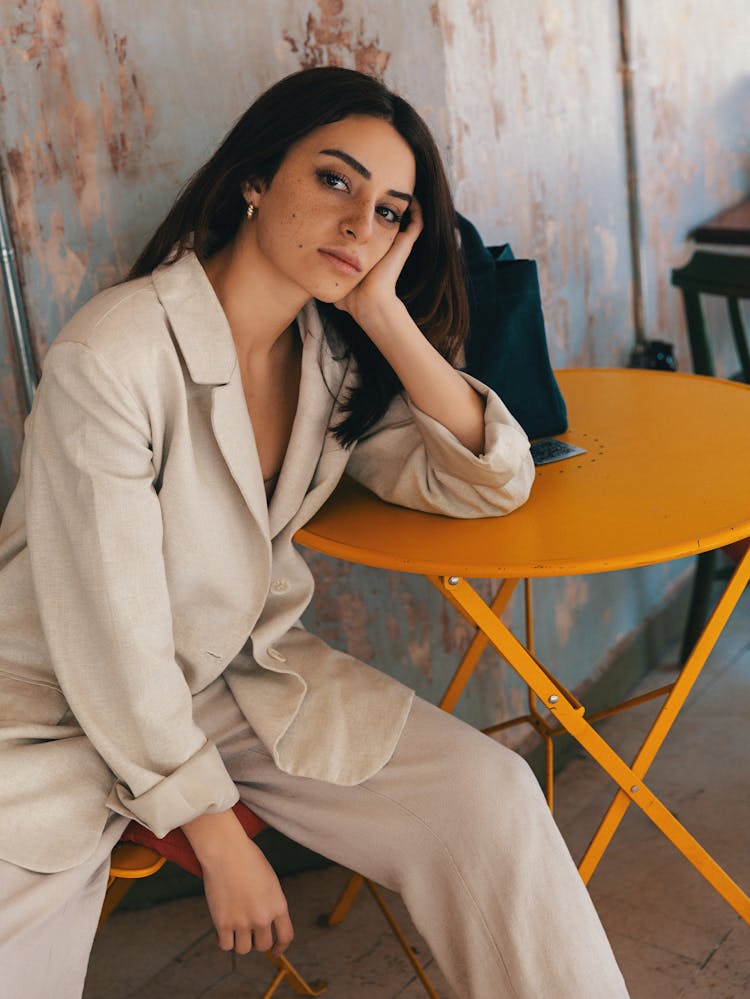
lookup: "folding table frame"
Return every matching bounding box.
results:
[298,370,750,933]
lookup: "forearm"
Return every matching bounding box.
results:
[360,299,486,455]
[182,808,246,863]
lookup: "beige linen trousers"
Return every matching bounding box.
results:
[0,680,630,999]
[0,252,628,996]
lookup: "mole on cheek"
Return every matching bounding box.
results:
[298,244,303,249]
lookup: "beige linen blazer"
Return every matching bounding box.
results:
[0,251,535,873]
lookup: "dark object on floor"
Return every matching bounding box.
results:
[629,339,677,370]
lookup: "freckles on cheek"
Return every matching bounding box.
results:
[284,208,309,252]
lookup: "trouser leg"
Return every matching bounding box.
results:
[0,813,129,999]
[202,685,629,999]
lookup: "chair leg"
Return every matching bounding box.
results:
[323,873,441,998]
[262,952,327,997]
[727,297,750,382]
[97,876,137,930]
[324,871,365,926]
[680,550,718,663]
[365,881,442,999]
[681,289,714,376]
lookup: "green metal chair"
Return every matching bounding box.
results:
[671,250,750,661]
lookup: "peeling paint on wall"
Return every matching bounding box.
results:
[282,0,391,77]
[0,0,160,353]
[554,577,590,647]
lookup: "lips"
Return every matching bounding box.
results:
[318,247,362,274]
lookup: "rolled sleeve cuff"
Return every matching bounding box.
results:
[106,740,240,837]
[406,371,533,487]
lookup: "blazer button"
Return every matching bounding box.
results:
[267,647,287,663]
[270,578,290,594]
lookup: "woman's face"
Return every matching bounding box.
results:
[247,114,416,302]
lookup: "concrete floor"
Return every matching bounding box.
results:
[86,589,750,998]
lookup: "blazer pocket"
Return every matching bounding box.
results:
[0,670,69,726]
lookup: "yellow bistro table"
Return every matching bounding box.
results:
[296,368,750,923]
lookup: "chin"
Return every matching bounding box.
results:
[310,279,362,305]
[313,289,347,305]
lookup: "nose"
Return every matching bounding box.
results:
[340,199,373,242]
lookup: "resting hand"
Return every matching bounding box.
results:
[182,810,293,956]
[334,198,423,333]
[331,197,486,454]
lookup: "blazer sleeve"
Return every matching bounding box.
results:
[345,371,535,517]
[23,340,238,836]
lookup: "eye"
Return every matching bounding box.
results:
[376,204,403,226]
[317,169,350,192]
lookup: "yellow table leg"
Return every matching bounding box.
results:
[578,545,750,884]
[428,576,519,713]
[440,573,750,924]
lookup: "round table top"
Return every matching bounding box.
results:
[296,369,750,578]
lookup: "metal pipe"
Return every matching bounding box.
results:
[618,0,648,347]
[0,171,37,413]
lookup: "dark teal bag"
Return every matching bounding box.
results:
[458,214,568,440]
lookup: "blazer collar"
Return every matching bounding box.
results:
[150,251,351,542]
[151,251,237,385]
[267,302,351,538]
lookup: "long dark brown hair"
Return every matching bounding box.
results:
[129,67,469,446]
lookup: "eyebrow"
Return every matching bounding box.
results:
[319,148,413,204]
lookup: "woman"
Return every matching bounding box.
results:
[0,67,628,998]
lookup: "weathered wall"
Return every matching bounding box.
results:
[631,0,750,374]
[0,0,747,740]
[437,0,634,368]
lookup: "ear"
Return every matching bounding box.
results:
[242,178,265,205]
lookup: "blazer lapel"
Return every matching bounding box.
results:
[268,303,350,539]
[211,373,270,539]
[152,251,270,542]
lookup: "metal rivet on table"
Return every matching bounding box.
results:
[548,694,559,705]
[630,785,639,793]
[448,576,460,586]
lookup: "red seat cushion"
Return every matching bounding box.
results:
[120,803,267,879]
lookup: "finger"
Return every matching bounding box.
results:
[272,911,295,957]
[252,924,274,953]
[378,222,421,277]
[408,196,423,226]
[403,197,423,239]
[388,202,423,264]
[216,926,235,951]
[234,927,253,955]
